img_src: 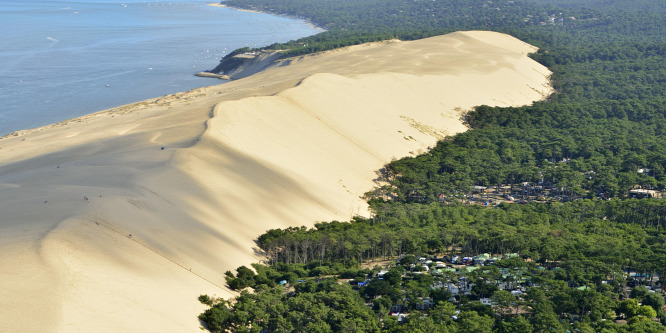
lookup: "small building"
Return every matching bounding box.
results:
[629,189,662,199]
[473,186,488,193]
[474,253,491,265]
[446,283,460,295]
[487,256,501,265]
[415,298,435,310]
[431,281,445,289]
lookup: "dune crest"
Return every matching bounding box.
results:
[0,31,551,332]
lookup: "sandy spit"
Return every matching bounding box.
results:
[0,31,551,332]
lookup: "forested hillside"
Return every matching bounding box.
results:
[199,0,666,331]
[221,0,663,56]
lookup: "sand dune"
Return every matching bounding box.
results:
[0,31,551,332]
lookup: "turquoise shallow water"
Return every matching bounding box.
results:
[0,0,320,136]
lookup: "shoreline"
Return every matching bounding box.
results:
[0,87,210,140]
[0,2,323,139]
[1,0,326,141]
[208,2,326,32]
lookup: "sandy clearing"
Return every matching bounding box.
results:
[0,31,551,332]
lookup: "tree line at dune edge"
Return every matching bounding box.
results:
[198,0,666,331]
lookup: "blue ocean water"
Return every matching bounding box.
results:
[0,0,321,136]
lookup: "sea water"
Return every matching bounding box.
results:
[0,0,321,136]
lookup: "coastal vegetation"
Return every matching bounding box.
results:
[201,200,666,332]
[200,0,666,331]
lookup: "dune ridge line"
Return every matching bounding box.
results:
[0,31,552,332]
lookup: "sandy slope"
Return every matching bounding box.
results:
[0,31,551,332]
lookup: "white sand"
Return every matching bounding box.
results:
[0,31,551,332]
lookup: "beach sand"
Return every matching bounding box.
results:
[0,31,551,332]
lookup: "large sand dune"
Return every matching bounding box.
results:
[0,31,551,332]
